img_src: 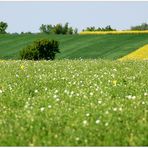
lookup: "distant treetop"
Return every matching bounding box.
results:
[39,22,78,35]
[130,23,148,31]
[82,25,116,32]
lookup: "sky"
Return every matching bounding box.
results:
[0,1,148,33]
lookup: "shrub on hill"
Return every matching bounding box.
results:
[20,39,60,60]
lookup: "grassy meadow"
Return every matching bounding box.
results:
[0,59,148,146]
[1,34,148,60]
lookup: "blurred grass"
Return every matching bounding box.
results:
[0,59,148,146]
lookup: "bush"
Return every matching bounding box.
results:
[20,39,60,60]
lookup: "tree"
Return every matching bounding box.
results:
[39,24,47,33]
[0,21,8,34]
[74,28,78,34]
[53,24,63,34]
[47,24,53,34]
[83,25,116,31]
[63,22,69,34]
[85,27,95,31]
[131,23,148,30]
[20,39,60,60]
[105,25,111,31]
[96,27,102,31]
[68,27,73,34]
[39,22,75,35]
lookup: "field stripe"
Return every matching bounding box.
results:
[119,44,148,60]
[80,30,148,35]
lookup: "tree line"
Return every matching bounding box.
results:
[1,21,148,34]
[82,25,116,31]
[40,22,78,34]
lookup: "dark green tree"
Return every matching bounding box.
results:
[63,22,69,34]
[20,39,60,60]
[47,24,53,33]
[74,28,78,34]
[39,24,47,33]
[0,21,8,34]
[83,25,116,31]
[39,22,75,34]
[53,24,63,34]
[131,23,148,30]
[68,27,73,34]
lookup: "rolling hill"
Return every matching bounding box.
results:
[0,33,148,60]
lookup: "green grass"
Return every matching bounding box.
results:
[1,33,148,60]
[0,59,148,146]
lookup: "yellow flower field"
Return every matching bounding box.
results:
[119,44,148,61]
[80,30,148,35]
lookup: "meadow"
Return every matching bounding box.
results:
[0,59,148,146]
[1,34,148,60]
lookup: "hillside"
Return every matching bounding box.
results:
[1,33,148,60]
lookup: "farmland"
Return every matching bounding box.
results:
[1,0,148,146]
[0,33,148,146]
[0,59,148,146]
[119,44,148,60]
[1,33,148,60]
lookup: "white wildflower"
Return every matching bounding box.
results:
[71,91,74,95]
[48,105,52,108]
[75,137,80,141]
[98,100,102,104]
[26,75,29,78]
[96,119,100,124]
[34,90,38,93]
[132,96,136,100]
[40,107,45,112]
[55,90,58,93]
[119,107,122,111]
[105,122,109,126]
[126,95,136,100]
[53,95,58,99]
[56,98,60,102]
[105,110,109,114]
[0,89,2,93]
[83,120,88,125]
[86,113,90,117]
[16,74,19,77]
[90,92,93,96]
[113,108,117,111]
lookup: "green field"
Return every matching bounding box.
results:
[1,33,148,60]
[0,59,148,146]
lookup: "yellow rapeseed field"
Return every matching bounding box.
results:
[119,44,148,61]
[80,30,148,35]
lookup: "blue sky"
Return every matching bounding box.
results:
[0,1,148,33]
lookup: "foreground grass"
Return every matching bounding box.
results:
[0,59,148,146]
